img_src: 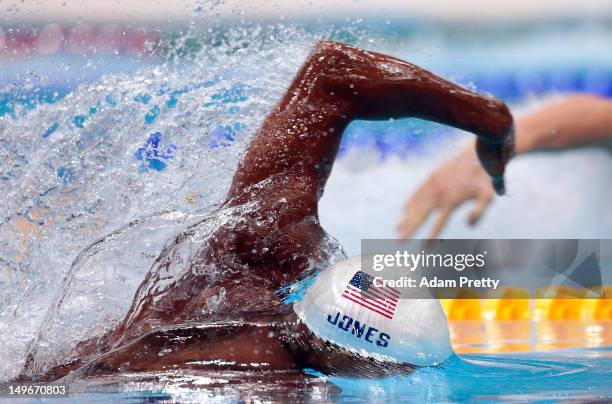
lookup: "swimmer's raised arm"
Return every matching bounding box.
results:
[398,94,612,239]
[24,41,518,380]
[227,40,514,204]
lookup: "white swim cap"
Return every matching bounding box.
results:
[293,255,453,366]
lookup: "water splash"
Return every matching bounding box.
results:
[0,23,322,380]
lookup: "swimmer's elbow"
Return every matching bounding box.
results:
[308,40,363,75]
[312,40,350,55]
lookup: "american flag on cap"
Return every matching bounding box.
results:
[341,271,400,319]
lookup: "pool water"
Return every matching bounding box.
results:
[5,345,609,403]
[330,348,612,403]
[1,17,612,403]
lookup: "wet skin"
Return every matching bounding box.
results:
[24,40,513,381]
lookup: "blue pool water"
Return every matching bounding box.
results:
[329,348,612,403]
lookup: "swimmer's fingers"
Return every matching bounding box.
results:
[397,187,436,239]
[467,191,493,226]
[428,206,453,240]
[475,129,515,195]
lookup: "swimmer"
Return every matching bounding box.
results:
[398,94,612,239]
[22,40,513,381]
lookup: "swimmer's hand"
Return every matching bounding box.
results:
[397,145,495,239]
[398,93,612,238]
[397,121,514,239]
[475,126,515,195]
